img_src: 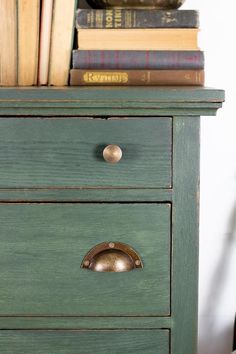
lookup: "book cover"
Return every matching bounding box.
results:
[38,0,54,85]
[73,50,204,70]
[49,0,78,86]
[0,0,17,86]
[18,0,40,86]
[76,9,199,29]
[77,29,199,50]
[70,69,205,86]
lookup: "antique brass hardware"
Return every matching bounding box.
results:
[81,242,143,273]
[103,145,123,164]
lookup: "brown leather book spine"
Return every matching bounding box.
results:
[70,69,205,86]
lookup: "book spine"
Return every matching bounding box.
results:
[0,0,17,86]
[18,0,40,86]
[48,0,78,86]
[38,0,54,85]
[70,69,205,86]
[76,9,199,29]
[73,50,204,70]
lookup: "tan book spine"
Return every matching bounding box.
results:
[77,29,199,50]
[0,0,17,86]
[38,0,54,85]
[70,69,205,86]
[49,0,77,86]
[18,0,40,86]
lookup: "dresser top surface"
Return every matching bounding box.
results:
[0,86,224,117]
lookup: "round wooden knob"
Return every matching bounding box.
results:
[103,145,122,164]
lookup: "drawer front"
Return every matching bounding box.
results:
[0,203,170,316]
[0,118,172,188]
[0,330,169,354]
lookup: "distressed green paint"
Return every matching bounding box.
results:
[0,203,170,316]
[0,118,171,189]
[0,87,224,116]
[0,330,169,354]
[0,86,224,117]
[0,188,173,202]
[171,117,200,354]
[0,106,222,116]
[0,86,224,101]
[0,87,224,354]
[0,316,172,330]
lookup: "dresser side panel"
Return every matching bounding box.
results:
[172,116,200,354]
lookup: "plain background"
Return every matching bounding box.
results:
[79,0,236,353]
[181,1,236,354]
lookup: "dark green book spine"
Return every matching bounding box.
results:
[76,9,199,29]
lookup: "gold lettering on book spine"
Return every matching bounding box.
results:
[164,12,178,24]
[96,12,103,28]
[105,9,113,28]
[114,9,122,28]
[83,72,129,84]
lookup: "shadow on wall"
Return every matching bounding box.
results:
[198,202,236,354]
[79,0,90,8]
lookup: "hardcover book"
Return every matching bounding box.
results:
[0,0,17,86]
[72,50,204,70]
[76,9,199,29]
[77,29,199,50]
[49,0,78,86]
[70,69,205,86]
[38,0,54,85]
[18,0,40,86]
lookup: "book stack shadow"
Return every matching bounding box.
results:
[70,7,204,86]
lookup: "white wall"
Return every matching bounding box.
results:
[181,1,236,353]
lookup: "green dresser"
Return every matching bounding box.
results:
[0,87,224,354]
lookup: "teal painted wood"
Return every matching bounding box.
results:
[0,330,169,354]
[0,188,173,202]
[171,117,200,354]
[0,87,224,116]
[0,316,172,330]
[0,118,171,189]
[0,88,224,353]
[0,86,225,101]
[0,203,170,316]
[0,106,222,116]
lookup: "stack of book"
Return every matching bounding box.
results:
[0,0,77,87]
[71,8,204,86]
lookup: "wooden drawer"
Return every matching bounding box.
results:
[0,203,170,316]
[0,330,169,354]
[0,117,172,188]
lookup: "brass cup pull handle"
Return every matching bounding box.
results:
[81,242,143,273]
[103,145,123,164]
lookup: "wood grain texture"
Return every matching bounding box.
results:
[0,330,169,354]
[0,87,225,116]
[0,203,170,316]
[0,118,172,188]
[171,117,200,354]
[0,316,172,330]
[0,188,173,202]
[0,106,222,117]
[0,88,224,354]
